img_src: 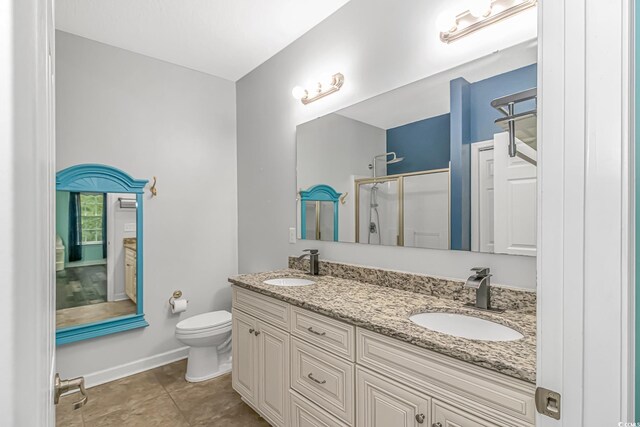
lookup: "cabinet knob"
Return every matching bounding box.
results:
[415,413,425,424]
[254,330,260,336]
[248,328,255,334]
[431,422,442,427]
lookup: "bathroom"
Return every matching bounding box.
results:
[1,0,636,426]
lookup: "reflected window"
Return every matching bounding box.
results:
[80,193,104,244]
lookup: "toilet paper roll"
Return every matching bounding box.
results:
[171,298,188,314]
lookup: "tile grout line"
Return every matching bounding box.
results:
[153,367,194,426]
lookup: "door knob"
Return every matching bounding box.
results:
[54,374,88,409]
[415,413,425,423]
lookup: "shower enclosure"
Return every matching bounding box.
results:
[355,168,450,249]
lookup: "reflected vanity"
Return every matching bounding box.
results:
[296,40,538,256]
[55,164,148,345]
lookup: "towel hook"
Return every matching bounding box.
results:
[150,176,158,197]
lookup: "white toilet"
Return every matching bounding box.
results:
[175,310,232,382]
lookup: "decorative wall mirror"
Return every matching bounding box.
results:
[55,164,148,345]
[300,184,342,242]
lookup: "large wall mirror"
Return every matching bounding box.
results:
[297,40,537,256]
[56,164,148,345]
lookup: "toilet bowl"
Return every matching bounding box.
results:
[175,310,232,382]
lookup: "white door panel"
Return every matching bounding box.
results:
[494,132,537,256]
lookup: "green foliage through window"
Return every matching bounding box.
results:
[80,193,104,244]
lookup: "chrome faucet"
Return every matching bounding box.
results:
[465,267,492,310]
[298,249,320,276]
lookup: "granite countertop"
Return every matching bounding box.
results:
[229,268,536,384]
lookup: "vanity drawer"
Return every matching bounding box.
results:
[291,306,355,361]
[232,286,290,330]
[356,328,536,426]
[290,391,349,427]
[291,337,355,425]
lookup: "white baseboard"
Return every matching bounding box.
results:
[83,346,189,389]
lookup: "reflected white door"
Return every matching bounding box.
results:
[493,132,537,256]
[471,141,495,253]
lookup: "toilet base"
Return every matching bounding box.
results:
[184,345,232,383]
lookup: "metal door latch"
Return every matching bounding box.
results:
[54,374,88,409]
[535,387,560,420]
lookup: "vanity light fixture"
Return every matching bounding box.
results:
[291,73,345,105]
[437,0,537,44]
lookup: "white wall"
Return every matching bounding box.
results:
[55,31,237,381]
[296,113,385,242]
[236,0,537,289]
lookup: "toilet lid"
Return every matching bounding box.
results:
[176,310,232,332]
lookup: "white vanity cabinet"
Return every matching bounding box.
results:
[231,286,536,427]
[232,289,291,427]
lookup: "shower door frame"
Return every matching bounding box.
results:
[354,168,450,247]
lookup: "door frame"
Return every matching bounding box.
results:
[1,0,56,425]
[538,0,634,424]
[470,139,494,253]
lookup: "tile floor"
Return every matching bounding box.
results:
[56,265,108,310]
[56,359,271,427]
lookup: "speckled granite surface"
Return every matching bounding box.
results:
[229,269,536,384]
[289,257,536,314]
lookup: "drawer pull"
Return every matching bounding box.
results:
[254,330,261,336]
[431,422,442,427]
[249,328,255,334]
[307,373,326,384]
[415,413,425,424]
[307,327,326,336]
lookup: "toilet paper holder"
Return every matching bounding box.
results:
[169,290,188,307]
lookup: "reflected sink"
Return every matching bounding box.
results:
[263,278,315,287]
[409,312,524,342]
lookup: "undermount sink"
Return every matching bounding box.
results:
[263,278,315,287]
[409,312,524,342]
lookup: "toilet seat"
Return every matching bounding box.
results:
[176,310,232,335]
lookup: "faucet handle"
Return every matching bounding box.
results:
[303,249,319,255]
[471,267,490,276]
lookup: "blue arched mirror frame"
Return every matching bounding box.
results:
[300,184,342,242]
[56,164,149,345]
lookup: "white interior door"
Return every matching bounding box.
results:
[493,132,537,256]
[471,141,495,253]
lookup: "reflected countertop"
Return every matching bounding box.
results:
[123,237,136,251]
[229,268,536,384]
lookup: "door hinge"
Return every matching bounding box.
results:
[535,387,560,420]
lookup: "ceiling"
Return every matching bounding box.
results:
[55,0,351,82]
[336,40,538,130]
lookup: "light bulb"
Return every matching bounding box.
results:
[469,0,492,18]
[436,10,457,33]
[291,86,307,100]
[319,74,336,89]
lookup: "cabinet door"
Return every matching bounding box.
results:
[357,367,430,427]
[432,400,497,427]
[232,309,258,406]
[257,320,290,427]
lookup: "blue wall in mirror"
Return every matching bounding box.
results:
[381,64,536,251]
[55,164,149,345]
[386,113,451,175]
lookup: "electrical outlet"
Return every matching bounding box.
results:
[289,227,296,244]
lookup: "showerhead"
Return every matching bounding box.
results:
[369,152,404,177]
[386,156,404,164]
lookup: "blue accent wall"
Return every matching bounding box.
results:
[450,77,471,251]
[386,114,450,175]
[469,64,537,143]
